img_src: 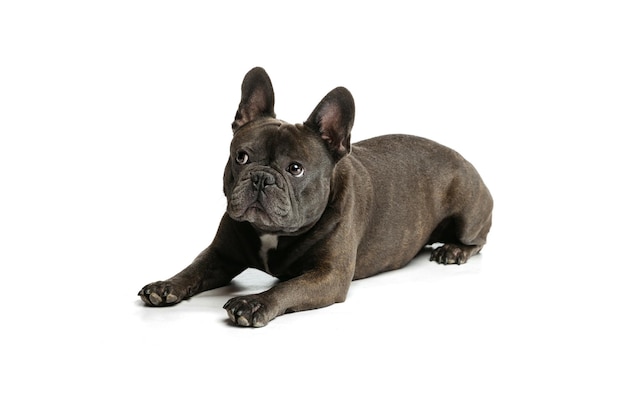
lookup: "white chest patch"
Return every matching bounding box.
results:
[259,234,279,273]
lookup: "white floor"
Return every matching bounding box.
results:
[2,2,625,417]
[3,202,624,417]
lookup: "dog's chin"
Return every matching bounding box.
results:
[229,205,297,234]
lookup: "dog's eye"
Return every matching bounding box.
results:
[287,162,304,177]
[235,151,249,165]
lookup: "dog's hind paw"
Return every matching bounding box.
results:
[430,244,476,265]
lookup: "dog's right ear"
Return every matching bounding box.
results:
[232,67,276,132]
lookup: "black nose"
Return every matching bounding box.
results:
[251,172,276,191]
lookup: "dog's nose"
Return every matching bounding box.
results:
[251,172,276,191]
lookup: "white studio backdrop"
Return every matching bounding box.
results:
[1,1,624,417]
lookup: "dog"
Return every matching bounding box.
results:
[138,67,493,327]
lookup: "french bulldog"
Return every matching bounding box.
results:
[138,67,493,327]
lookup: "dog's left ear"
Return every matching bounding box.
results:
[232,67,276,132]
[304,87,355,161]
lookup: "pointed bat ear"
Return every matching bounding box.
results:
[304,87,355,161]
[232,67,276,132]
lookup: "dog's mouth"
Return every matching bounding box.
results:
[228,198,281,229]
[231,198,306,235]
[244,202,269,218]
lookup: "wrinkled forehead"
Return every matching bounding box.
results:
[233,118,291,140]
[231,118,321,154]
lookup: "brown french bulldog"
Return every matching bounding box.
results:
[138,67,493,327]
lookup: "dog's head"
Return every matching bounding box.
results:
[223,67,355,234]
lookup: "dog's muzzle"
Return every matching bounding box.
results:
[251,171,276,192]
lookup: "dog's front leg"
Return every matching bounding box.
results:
[138,244,245,307]
[138,215,251,307]
[223,267,353,327]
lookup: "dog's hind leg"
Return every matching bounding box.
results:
[430,172,493,265]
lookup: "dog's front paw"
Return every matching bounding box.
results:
[138,281,186,307]
[223,295,276,327]
[430,244,470,265]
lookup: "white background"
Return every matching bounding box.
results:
[1,1,624,417]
